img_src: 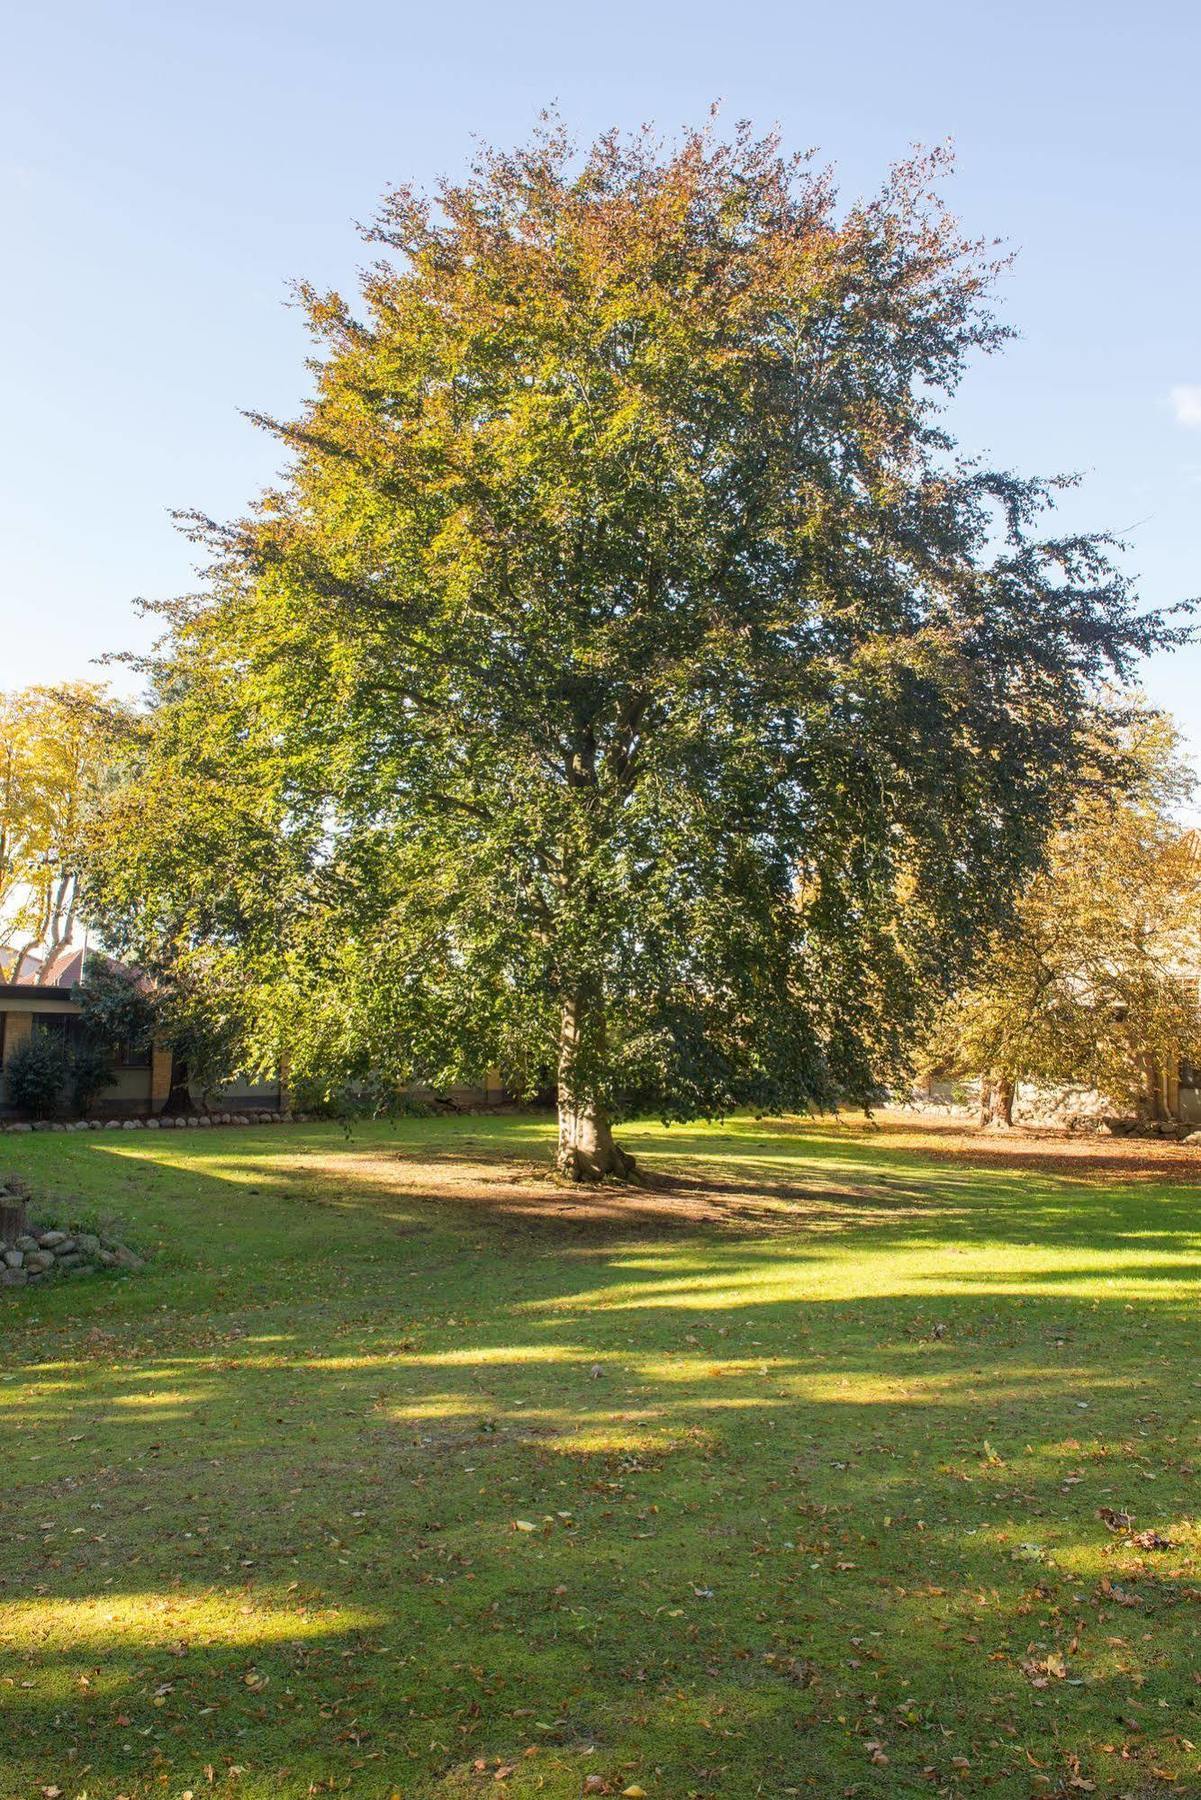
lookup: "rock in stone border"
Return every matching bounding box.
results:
[0,1223,146,1288]
[1,1110,306,1135]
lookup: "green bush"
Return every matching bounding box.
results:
[68,1039,115,1115]
[5,1035,69,1119]
[289,1072,437,1122]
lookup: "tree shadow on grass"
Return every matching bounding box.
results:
[1,1124,1199,1797]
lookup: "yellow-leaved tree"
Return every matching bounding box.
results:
[0,684,129,979]
[928,717,1201,1124]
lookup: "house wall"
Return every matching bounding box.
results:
[210,1074,284,1112]
[1,990,78,1113]
[2,985,509,1119]
[0,987,155,1118]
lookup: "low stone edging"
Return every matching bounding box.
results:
[1,1110,308,1135]
[0,1174,145,1289]
[0,1226,145,1287]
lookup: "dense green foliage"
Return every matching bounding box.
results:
[3,1032,68,1117]
[2,1114,1200,1797]
[74,957,248,1110]
[65,1034,115,1115]
[74,960,157,1060]
[82,119,1180,1170]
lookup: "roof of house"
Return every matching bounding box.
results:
[0,944,85,987]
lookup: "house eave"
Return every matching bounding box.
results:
[0,984,77,999]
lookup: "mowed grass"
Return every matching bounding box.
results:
[1,1113,1199,1800]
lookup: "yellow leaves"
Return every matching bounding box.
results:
[0,683,127,962]
[1022,1649,1069,1687]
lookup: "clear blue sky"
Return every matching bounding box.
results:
[3,1,1199,757]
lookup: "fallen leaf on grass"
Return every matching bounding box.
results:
[1022,1651,1068,1687]
[1099,1577,1141,1607]
[1131,1529,1173,1551]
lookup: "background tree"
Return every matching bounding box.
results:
[928,717,1201,1123]
[0,684,128,976]
[75,956,248,1115]
[82,119,1183,1176]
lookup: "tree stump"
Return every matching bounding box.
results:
[0,1175,30,1241]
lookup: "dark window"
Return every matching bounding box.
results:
[32,1014,81,1047]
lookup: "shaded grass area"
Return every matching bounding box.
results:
[0,1112,1199,1799]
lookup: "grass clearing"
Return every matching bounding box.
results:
[0,1111,1198,1799]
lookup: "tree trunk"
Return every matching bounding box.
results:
[1143,1057,1168,1124]
[555,986,634,1182]
[0,1174,29,1240]
[0,1197,28,1241]
[164,1056,192,1116]
[979,1071,1015,1128]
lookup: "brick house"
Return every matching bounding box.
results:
[0,946,283,1119]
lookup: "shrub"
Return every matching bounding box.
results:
[6,1035,69,1118]
[68,1039,115,1115]
[288,1072,437,1122]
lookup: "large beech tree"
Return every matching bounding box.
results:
[83,120,1179,1175]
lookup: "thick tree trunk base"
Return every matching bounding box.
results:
[556,1099,638,1183]
[555,1140,638,1184]
[555,984,638,1182]
[979,1073,1015,1129]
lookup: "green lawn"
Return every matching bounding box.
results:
[0,1113,1198,1800]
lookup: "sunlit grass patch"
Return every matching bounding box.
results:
[0,1112,1199,1797]
[0,1590,378,1651]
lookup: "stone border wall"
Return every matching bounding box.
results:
[2,1109,305,1136]
[1,1226,144,1287]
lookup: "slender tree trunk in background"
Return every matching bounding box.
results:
[1143,1057,1168,1124]
[979,1071,1015,1127]
[555,985,635,1181]
[165,1056,192,1117]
